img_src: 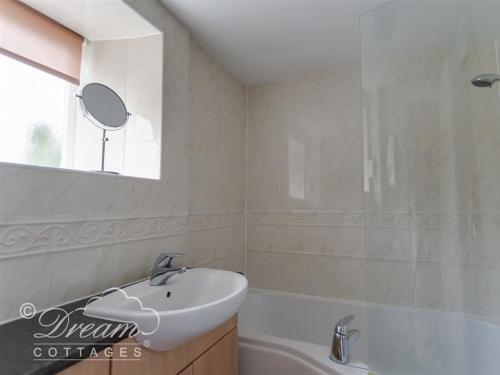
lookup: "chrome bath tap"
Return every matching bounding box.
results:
[330,315,360,365]
[150,252,187,286]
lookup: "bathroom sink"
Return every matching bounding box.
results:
[84,268,248,351]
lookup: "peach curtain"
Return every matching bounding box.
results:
[0,0,83,84]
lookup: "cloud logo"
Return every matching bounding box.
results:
[83,287,161,336]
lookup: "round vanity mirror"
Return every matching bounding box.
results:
[77,83,131,174]
[78,83,130,130]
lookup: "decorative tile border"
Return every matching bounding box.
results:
[246,248,500,268]
[247,211,500,230]
[411,213,500,230]
[0,213,243,258]
[247,212,364,227]
[364,213,410,227]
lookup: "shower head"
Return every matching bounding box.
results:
[471,73,500,88]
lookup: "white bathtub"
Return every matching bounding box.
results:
[238,290,500,375]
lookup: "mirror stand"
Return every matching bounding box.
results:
[77,83,130,175]
[97,129,119,175]
[100,129,107,173]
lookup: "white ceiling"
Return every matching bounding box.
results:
[21,0,159,41]
[160,0,388,85]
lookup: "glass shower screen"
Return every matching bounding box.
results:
[359,1,500,374]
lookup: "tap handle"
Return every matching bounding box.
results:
[154,252,186,268]
[334,315,355,335]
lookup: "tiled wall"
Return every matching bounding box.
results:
[362,39,500,321]
[246,66,366,300]
[0,0,246,322]
[74,34,163,178]
[246,36,500,322]
[186,41,246,273]
[4,0,500,326]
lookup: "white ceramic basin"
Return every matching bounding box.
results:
[83,268,248,351]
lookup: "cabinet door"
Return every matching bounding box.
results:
[178,365,193,375]
[56,350,110,375]
[193,329,238,375]
[111,317,237,375]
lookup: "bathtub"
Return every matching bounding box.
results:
[238,290,500,375]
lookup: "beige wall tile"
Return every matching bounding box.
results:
[0,0,246,321]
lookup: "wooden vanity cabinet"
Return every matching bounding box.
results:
[56,349,110,375]
[58,316,237,375]
[178,365,193,375]
[111,315,238,375]
[192,328,237,375]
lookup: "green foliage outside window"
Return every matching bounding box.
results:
[26,123,61,167]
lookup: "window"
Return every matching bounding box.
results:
[0,53,76,168]
[0,0,163,179]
